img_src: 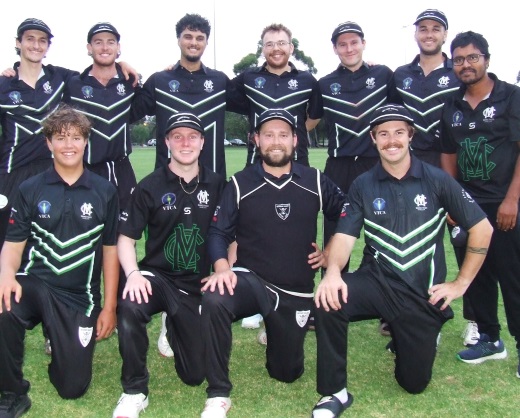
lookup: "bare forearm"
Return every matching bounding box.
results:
[457,219,493,287]
[117,234,138,276]
[102,245,119,311]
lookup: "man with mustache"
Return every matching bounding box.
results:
[439,31,520,378]
[311,104,492,417]
[199,108,345,417]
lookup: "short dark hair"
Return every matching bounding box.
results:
[42,104,91,140]
[261,23,292,41]
[450,31,490,59]
[176,14,211,39]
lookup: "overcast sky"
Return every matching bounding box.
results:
[1,0,519,83]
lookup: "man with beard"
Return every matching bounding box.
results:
[440,31,520,378]
[198,109,346,418]
[131,13,234,178]
[389,9,460,168]
[231,23,323,168]
[311,104,491,417]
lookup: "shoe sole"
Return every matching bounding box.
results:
[457,349,508,364]
[241,323,261,329]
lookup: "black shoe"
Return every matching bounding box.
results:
[0,392,31,418]
[311,393,353,417]
[386,339,396,354]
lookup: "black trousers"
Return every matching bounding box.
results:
[117,271,204,396]
[316,260,453,396]
[201,270,313,398]
[0,275,97,399]
[465,202,520,347]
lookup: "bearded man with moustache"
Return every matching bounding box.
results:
[198,109,346,418]
[231,23,323,168]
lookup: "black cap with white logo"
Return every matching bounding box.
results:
[87,22,120,43]
[17,18,53,39]
[369,104,415,129]
[165,113,205,135]
[255,109,296,131]
[413,9,448,30]
[331,21,364,43]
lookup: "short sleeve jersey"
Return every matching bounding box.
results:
[0,63,78,173]
[390,54,460,152]
[131,62,230,177]
[439,74,520,203]
[232,63,323,164]
[319,63,393,158]
[337,157,486,297]
[118,164,225,294]
[209,162,346,293]
[6,167,119,316]
[64,64,136,165]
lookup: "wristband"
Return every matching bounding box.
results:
[126,269,139,279]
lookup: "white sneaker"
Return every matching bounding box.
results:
[241,313,263,329]
[113,393,148,418]
[461,321,480,346]
[257,328,267,346]
[201,397,231,418]
[158,312,174,358]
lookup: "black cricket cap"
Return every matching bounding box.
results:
[17,18,53,39]
[165,113,204,135]
[413,9,448,30]
[255,109,296,131]
[331,21,364,43]
[369,104,414,129]
[87,22,120,43]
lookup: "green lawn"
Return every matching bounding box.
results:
[20,147,518,417]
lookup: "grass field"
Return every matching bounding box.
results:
[20,147,518,417]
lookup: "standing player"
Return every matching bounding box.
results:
[0,105,119,417]
[0,19,78,253]
[439,31,520,377]
[131,13,234,178]
[319,21,393,272]
[113,113,225,418]
[199,109,346,417]
[311,104,492,417]
[64,22,138,216]
[231,23,323,168]
[389,9,460,167]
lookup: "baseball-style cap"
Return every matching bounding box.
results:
[87,22,120,43]
[17,18,53,39]
[331,21,364,43]
[369,104,414,129]
[413,9,448,30]
[165,113,204,135]
[450,226,468,248]
[255,109,296,131]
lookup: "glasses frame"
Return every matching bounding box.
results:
[452,53,486,66]
[263,40,291,49]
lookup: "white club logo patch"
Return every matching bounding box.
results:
[414,194,428,211]
[295,310,310,328]
[81,202,93,219]
[78,326,93,347]
[275,203,290,220]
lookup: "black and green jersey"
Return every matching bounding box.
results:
[337,157,486,297]
[118,164,225,294]
[7,167,119,316]
[439,74,520,204]
[390,53,460,152]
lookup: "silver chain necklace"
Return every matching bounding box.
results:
[178,174,199,195]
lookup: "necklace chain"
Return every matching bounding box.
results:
[179,174,199,195]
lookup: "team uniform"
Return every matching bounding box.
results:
[131,62,234,177]
[319,63,393,244]
[117,164,225,395]
[0,63,78,247]
[64,63,137,212]
[316,157,486,395]
[231,63,323,167]
[0,167,119,399]
[203,162,346,397]
[389,53,460,167]
[439,74,520,349]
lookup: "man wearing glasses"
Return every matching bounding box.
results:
[231,23,323,168]
[439,31,520,378]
